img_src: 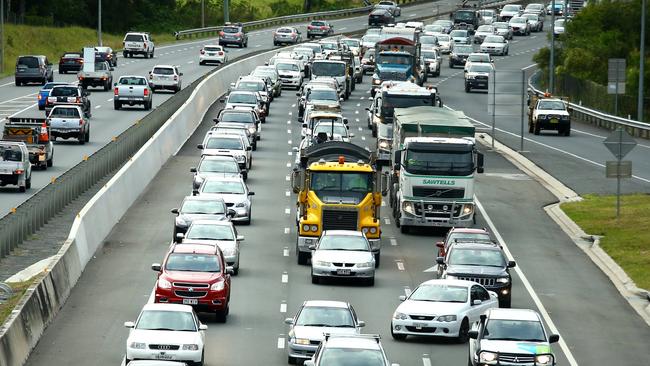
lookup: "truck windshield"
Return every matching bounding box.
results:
[310,172,373,204]
[376,54,412,65]
[454,11,475,21]
[312,62,345,76]
[308,89,338,101]
[382,94,434,119]
[404,149,474,176]
[483,319,546,342]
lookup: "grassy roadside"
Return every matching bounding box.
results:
[560,194,650,291]
[0,275,43,326]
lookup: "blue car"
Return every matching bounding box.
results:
[38,82,68,110]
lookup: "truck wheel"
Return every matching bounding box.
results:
[104,82,110,91]
[114,101,121,110]
[465,84,470,93]
[533,124,541,135]
[374,253,380,268]
[564,128,571,136]
[19,185,26,193]
[85,129,90,142]
[47,156,53,168]
[400,225,410,234]
[26,176,31,189]
[79,133,86,145]
[297,251,308,265]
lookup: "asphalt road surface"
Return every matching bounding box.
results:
[24,28,650,366]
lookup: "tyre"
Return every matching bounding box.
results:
[114,101,121,110]
[366,276,375,286]
[15,80,21,86]
[58,69,63,74]
[499,295,512,308]
[391,328,407,341]
[85,129,90,142]
[216,304,229,323]
[297,251,308,265]
[123,51,128,58]
[564,128,571,136]
[457,318,470,343]
[196,351,205,366]
[288,355,297,364]
[41,78,47,86]
[151,49,155,58]
[26,176,31,189]
[374,253,380,268]
[79,132,86,145]
[400,225,409,234]
[449,62,454,68]
[104,82,110,91]
[311,274,319,284]
[19,184,26,192]
[465,84,471,93]
[533,123,541,135]
[46,156,53,168]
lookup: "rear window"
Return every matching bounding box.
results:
[204,46,222,52]
[18,57,40,68]
[224,27,240,33]
[94,62,108,71]
[277,28,292,33]
[1,147,22,162]
[50,87,79,97]
[63,53,81,58]
[50,107,80,118]
[311,21,325,26]
[119,77,147,86]
[153,67,174,75]
[124,34,144,42]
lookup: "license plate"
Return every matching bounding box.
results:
[0,169,12,174]
[413,322,425,329]
[155,354,173,360]
[207,53,215,56]
[550,118,559,124]
[182,298,198,305]
[38,155,46,162]
[336,269,351,275]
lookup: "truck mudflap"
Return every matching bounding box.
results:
[400,199,474,228]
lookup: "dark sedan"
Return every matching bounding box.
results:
[58,52,83,74]
[94,46,118,67]
[369,9,395,27]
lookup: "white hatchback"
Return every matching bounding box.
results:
[199,44,228,65]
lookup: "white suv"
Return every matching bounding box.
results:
[122,32,155,58]
[149,65,183,93]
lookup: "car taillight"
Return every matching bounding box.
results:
[219,31,225,36]
[320,26,327,30]
[143,41,148,48]
[79,119,84,126]
[218,52,224,55]
[174,75,178,81]
[79,76,84,80]
[38,94,42,101]
[114,87,119,95]
[144,88,149,96]
[14,168,25,174]
[76,97,81,103]
[200,49,205,55]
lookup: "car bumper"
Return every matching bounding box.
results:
[155,293,228,312]
[151,80,180,89]
[450,57,467,65]
[15,74,45,82]
[229,206,250,222]
[466,79,489,89]
[391,318,462,337]
[115,96,148,104]
[124,48,148,54]
[219,38,244,45]
[311,264,375,278]
[126,348,202,363]
[280,78,301,87]
[400,201,475,228]
[59,64,82,72]
[200,55,226,63]
[480,48,505,55]
[50,127,83,137]
[287,342,318,360]
[274,37,298,44]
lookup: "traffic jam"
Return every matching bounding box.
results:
[0,2,569,366]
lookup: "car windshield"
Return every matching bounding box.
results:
[277,28,292,33]
[314,124,347,137]
[50,87,78,97]
[237,81,264,91]
[308,89,338,101]
[503,5,519,11]
[205,137,243,150]
[228,93,257,104]
[468,54,489,62]
[484,319,547,342]
[377,54,411,65]
[181,200,225,214]
[49,107,80,118]
[312,62,345,76]
[422,50,438,59]
[202,180,245,194]
[555,19,566,26]
[450,30,468,37]
[186,223,234,240]
[311,21,326,26]
[319,348,385,366]
[63,53,81,58]
[538,100,566,110]
[454,11,475,20]
[448,232,492,244]
[153,67,174,75]
[448,247,505,267]
[320,42,337,50]
[409,284,468,302]
[198,158,239,173]
[95,47,110,53]
[341,39,359,48]
[135,310,197,331]
[318,234,370,251]
[470,64,493,73]
[277,63,299,71]
[478,25,493,32]
[165,253,221,273]
[420,36,438,45]
[220,112,254,123]
[119,77,146,86]
[310,172,373,204]
[455,45,473,53]
[204,46,222,52]
[511,18,526,24]
[433,20,453,27]
[296,306,355,327]
[484,36,504,43]
[94,62,108,71]
[479,10,495,16]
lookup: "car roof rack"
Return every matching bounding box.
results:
[323,333,381,342]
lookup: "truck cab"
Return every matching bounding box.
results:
[371,32,425,96]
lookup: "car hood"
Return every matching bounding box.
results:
[292,325,358,341]
[396,299,467,315]
[128,329,201,344]
[446,265,506,276]
[163,270,223,282]
[479,339,551,355]
[313,250,373,263]
[199,192,248,205]
[178,213,229,224]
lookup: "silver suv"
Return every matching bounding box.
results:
[305,334,398,366]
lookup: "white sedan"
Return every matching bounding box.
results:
[391,279,498,342]
[125,303,207,365]
[480,35,509,56]
[310,230,375,285]
[199,44,228,65]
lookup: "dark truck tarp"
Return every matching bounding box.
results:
[300,141,372,168]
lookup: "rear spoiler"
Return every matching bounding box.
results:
[7,117,48,125]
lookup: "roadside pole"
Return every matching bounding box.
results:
[98,0,102,46]
[550,0,555,93]
[639,0,646,122]
[1,0,4,74]
[224,0,230,23]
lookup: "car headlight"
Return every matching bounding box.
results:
[248,127,256,134]
[158,278,172,289]
[462,205,473,215]
[294,338,311,345]
[538,114,546,120]
[314,260,331,266]
[402,201,415,214]
[536,355,554,365]
[467,75,475,80]
[437,315,457,322]
[356,261,374,268]
[221,247,236,256]
[211,280,225,291]
[379,140,390,149]
[235,202,246,208]
[129,342,146,349]
[393,312,408,320]
[182,344,200,351]
[479,351,498,363]
[175,216,189,226]
[496,277,510,283]
[235,155,246,162]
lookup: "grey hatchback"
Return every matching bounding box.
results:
[15,55,54,86]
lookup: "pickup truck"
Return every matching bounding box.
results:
[78,61,113,91]
[2,117,54,169]
[45,85,92,118]
[122,32,155,58]
[47,105,91,144]
[528,93,571,136]
[0,141,32,192]
[113,75,153,110]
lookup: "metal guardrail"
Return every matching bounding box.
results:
[529,70,650,139]
[174,0,425,39]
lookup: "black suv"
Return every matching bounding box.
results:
[437,242,516,307]
[15,55,54,86]
[449,44,474,68]
[219,22,248,48]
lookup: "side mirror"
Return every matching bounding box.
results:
[190,167,197,173]
[549,334,560,343]
[472,299,482,306]
[264,61,269,66]
[296,92,301,96]
[308,244,316,250]
[343,118,349,125]
[436,257,445,265]
[171,208,179,214]
[199,324,208,330]
[180,73,184,76]
[175,233,185,242]
[284,318,295,325]
[476,152,484,173]
[237,235,245,241]
[192,189,199,196]
[302,123,308,128]
[246,146,252,151]
[435,241,444,249]
[197,144,204,149]
[124,321,135,328]
[230,82,236,87]
[213,118,220,123]
[113,82,118,86]
[468,330,479,339]
[226,266,235,275]
[398,295,407,301]
[507,260,516,268]
[358,320,366,327]
[304,361,315,366]
[219,98,226,103]
[151,263,162,272]
[227,208,237,217]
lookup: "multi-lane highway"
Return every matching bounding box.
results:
[23,20,650,366]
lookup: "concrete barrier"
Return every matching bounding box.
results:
[0,47,282,366]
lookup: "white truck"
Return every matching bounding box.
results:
[113,75,153,110]
[0,141,32,192]
[388,106,484,233]
[47,105,90,144]
[122,32,155,58]
[78,60,113,91]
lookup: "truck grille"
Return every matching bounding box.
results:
[174,290,208,298]
[173,282,209,288]
[498,354,536,363]
[457,276,496,287]
[412,187,465,198]
[414,203,462,218]
[322,208,358,231]
[380,71,407,81]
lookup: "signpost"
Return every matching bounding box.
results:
[607,58,626,115]
[603,127,637,218]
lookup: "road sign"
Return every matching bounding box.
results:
[608,58,626,82]
[606,160,632,178]
[607,82,626,95]
[603,128,637,159]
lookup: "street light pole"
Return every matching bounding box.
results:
[201,0,205,28]
[98,0,102,46]
[224,0,230,23]
[550,0,555,94]
[639,0,646,122]
[1,0,4,74]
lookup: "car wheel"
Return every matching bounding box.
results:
[79,132,86,145]
[457,318,470,343]
[564,127,571,136]
[58,69,63,74]
[297,251,308,265]
[46,155,53,168]
[216,305,228,323]
[311,273,319,284]
[400,225,409,234]
[26,176,31,189]
[19,184,26,193]
[366,276,375,286]
[15,80,21,86]
[499,295,512,308]
[533,123,541,135]
[465,84,471,93]
[374,253,380,268]
[288,355,297,364]
[391,328,407,341]
[114,101,121,110]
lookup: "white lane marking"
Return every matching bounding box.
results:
[287,120,291,124]
[390,238,398,246]
[148,287,156,304]
[288,151,293,155]
[285,208,291,214]
[381,200,386,207]
[287,129,292,134]
[409,13,418,17]
[280,303,288,313]
[355,110,359,114]
[422,355,432,366]
[423,265,438,273]
[286,162,292,167]
[358,126,363,131]
[277,337,285,349]
[355,118,359,122]
[286,175,291,181]
[283,247,290,257]
[356,103,361,107]
[286,190,291,197]
[282,272,289,283]
[187,61,194,64]
[446,106,650,183]
[284,227,290,234]
[95,105,101,109]
[255,44,262,48]
[288,112,293,116]
[7,102,37,118]
[107,98,114,102]
[339,27,348,30]
[291,104,296,108]
[384,218,390,225]
[288,139,292,144]
[361,136,366,141]
[396,261,405,271]
[476,197,579,366]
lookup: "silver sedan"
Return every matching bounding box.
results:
[177,220,244,274]
[194,176,255,225]
[310,230,375,286]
